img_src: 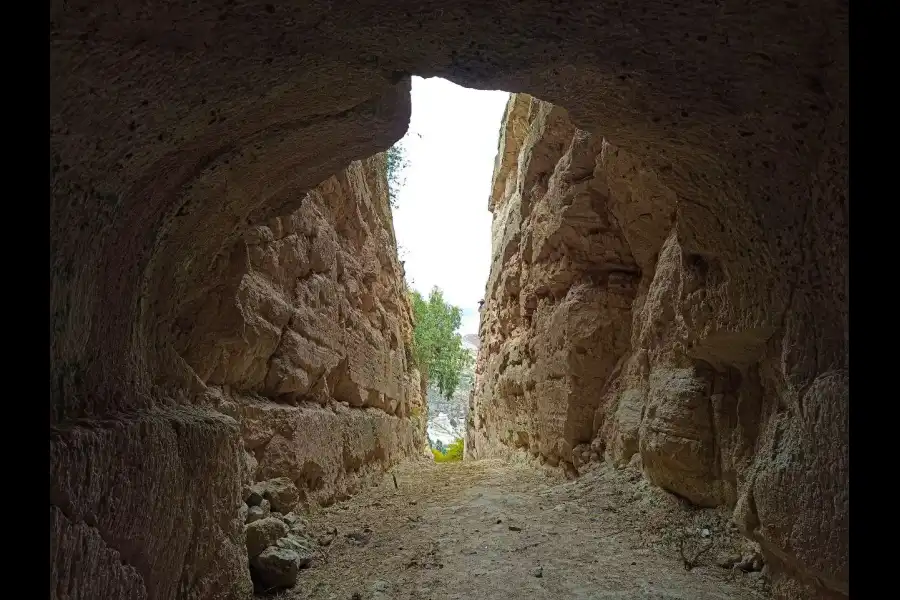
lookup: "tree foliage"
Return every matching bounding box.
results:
[385,142,409,208]
[410,286,473,400]
[431,438,464,462]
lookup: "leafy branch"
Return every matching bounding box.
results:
[385,142,409,208]
[410,286,472,400]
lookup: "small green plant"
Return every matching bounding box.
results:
[431,438,464,462]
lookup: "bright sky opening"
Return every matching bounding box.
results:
[391,77,510,337]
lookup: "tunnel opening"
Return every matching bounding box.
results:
[387,77,507,465]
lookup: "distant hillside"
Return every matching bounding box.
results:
[462,334,481,349]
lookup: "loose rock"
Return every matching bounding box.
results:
[246,483,265,507]
[246,517,289,558]
[718,554,742,569]
[257,477,301,514]
[275,533,316,568]
[250,546,301,590]
[734,551,764,572]
[281,511,310,534]
[247,506,266,524]
[345,529,372,545]
[246,499,271,524]
[318,527,338,547]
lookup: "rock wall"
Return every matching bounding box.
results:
[50,155,426,599]
[468,95,847,600]
[188,154,427,506]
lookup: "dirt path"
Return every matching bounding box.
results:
[285,458,771,600]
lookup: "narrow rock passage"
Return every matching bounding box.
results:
[285,459,771,600]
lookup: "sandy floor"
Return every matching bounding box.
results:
[281,458,772,600]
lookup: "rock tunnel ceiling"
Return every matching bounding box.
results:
[50,1,847,599]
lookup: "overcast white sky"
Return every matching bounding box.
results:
[391,77,509,336]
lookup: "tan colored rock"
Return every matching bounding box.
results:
[274,533,316,567]
[281,513,310,536]
[238,393,423,507]
[469,94,847,599]
[638,367,723,507]
[470,95,639,465]
[181,155,425,510]
[50,409,252,600]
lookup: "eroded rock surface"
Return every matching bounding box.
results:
[201,155,426,511]
[50,153,426,599]
[183,154,426,503]
[468,95,847,599]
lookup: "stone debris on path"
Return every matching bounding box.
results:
[243,477,320,592]
[258,458,771,600]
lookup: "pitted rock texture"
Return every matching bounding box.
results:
[250,546,302,590]
[179,156,422,416]
[52,2,846,599]
[49,408,252,600]
[232,392,425,508]
[468,95,847,600]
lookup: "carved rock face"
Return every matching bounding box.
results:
[469,94,847,600]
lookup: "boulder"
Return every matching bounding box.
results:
[246,483,265,507]
[245,517,288,558]
[250,546,301,590]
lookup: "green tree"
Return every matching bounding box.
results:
[385,142,409,208]
[410,287,473,400]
